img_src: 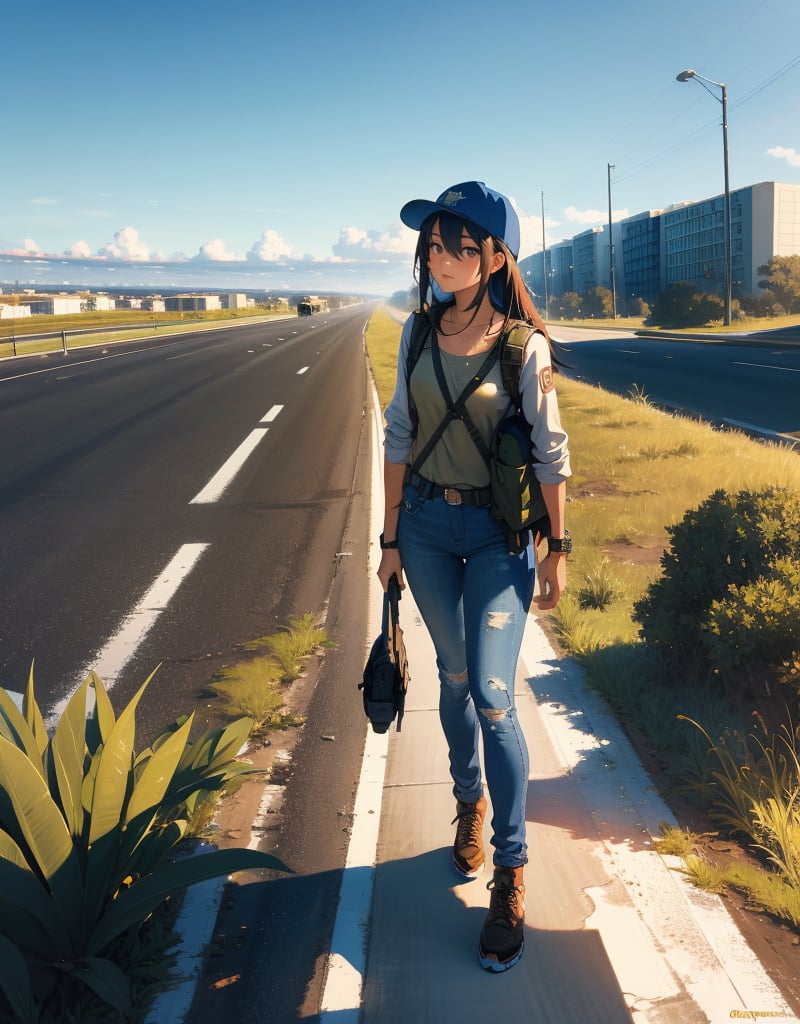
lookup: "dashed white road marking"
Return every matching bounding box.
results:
[189,429,268,504]
[297,366,309,375]
[46,542,209,724]
[260,404,283,423]
[190,405,284,504]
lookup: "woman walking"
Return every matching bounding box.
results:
[378,181,571,972]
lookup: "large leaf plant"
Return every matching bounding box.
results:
[0,668,288,1022]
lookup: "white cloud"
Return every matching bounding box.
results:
[342,227,371,248]
[766,145,800,168]
[67,240,92,258]
[518,213,548,257]
[30,197,56,207]
[332,225,415,260]
[24,239,40,254]
[563,206,629,228]
[97,226,151,261]
[373,225,417,255]
[194,239,239,262]
[247,229,295,262]
[564,206,607,225]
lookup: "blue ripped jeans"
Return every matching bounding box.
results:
[398,483,535,868]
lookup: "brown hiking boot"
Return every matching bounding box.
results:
[479,866,525,972]
[451,797,486,878]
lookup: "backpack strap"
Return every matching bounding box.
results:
[499,322,536,409]
[404,310,534,452]
[406,309,432,430]
[410,335,498,474]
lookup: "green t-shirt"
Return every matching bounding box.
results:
[409,345,511,489]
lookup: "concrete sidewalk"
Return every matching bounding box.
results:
[350,591,798,1023]
[312,371,800,1023]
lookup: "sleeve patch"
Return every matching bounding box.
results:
[539,366,555,393]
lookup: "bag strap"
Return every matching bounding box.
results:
[411,334,498,474]
[383,573,402,649]
[406,310,539,475]
[428,334,495,463]
[500,323,536,409]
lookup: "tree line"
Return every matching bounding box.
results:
[391,255,800,328]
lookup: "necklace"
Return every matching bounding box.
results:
[438,309,495,338]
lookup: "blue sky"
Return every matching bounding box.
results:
[3,0,799,295]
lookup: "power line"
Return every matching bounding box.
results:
[613,54,800,188]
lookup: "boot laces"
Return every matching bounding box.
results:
[452,806,483,852]
[487,874,524,924]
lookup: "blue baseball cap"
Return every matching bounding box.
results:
[400,181,520,259]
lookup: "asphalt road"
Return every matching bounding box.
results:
[0,306,372,740]
[549,325,800,438]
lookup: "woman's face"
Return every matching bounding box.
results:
[426,218,483,297]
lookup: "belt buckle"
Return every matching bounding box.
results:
[443,487,462,505]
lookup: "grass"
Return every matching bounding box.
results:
[365,302,800,924]
[549,311,800,334]
[207,612,330,733]
[0,305,296,357]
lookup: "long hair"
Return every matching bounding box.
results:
[413,210,551,346]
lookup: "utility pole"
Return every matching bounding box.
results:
[607,163,617,319]
[541,191,548,321]
[676,69,732,325]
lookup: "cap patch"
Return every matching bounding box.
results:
[442,190,466,207]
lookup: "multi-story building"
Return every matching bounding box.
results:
[621,210,664,307]
[550,241,574,297]
[526,180,800,310]
[164,294,222,312]
[571,227,605,296]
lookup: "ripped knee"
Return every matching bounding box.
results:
[445,668,468,685]
[479,678,513,724]
[487,610,513,630]
[479,707,510,723]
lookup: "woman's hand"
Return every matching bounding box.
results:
[378,549,405,592]
[533,552,567,610]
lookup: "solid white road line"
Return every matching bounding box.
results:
[46,542,209,724]
[319,370,387,1022]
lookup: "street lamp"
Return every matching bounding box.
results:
[540,190,549,322]
[676,68,732,326]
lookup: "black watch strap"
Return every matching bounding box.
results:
[547,529,571,555]
[380,533,399,550]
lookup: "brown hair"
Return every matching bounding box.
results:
[413,210,551,345]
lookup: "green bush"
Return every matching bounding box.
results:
[633,488,800,683]
[704,558,800,682]
[0,669,288,1022]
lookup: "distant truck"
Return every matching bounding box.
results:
[297,296,328,316]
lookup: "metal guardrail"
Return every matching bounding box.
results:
[1,313,297,359]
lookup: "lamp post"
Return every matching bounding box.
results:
[540,190,548,322]
[676,68,732,326]
[607,163,617,319]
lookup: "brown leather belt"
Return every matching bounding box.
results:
[404,469,492,507]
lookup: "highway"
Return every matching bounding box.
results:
[3,309,799,1020]
[549,325,800,439]
[0,306,373,738]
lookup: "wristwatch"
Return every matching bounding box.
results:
[380,533,399,550]
[547,530,571,556]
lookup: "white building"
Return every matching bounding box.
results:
[28,296,84,315]
[0,303,32,320]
